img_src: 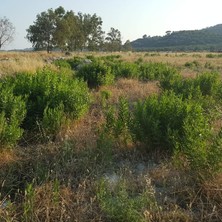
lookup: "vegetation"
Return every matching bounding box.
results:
[1,51,222,221]
[0,67,90,144]
[132,24,222,51]
[0,17,15,49]
[26,6,123,52]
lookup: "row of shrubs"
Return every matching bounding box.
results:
[0,68,90,147]
[54,55,178,87]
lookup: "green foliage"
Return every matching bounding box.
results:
[133,91,210,154]
[103,97,132,145]
[184,60,200,69]
[41,104,66,141]
[0,85,26,147]
[206,53,216,58]
[105,27,122,51]
[160,72,221,100]
[1,68,90,142]
[66,56,84,69]
[26,7,107,52]
[77,59,114,87]
[132,24,222,51]
[139,62,178,81]
[23,182,35,222]
[100,90,112,109]
[53,59,72,69]
[113,62,139,79]
[97,179,157,222]
[207,129,222,174]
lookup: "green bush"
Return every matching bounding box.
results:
[53,59,71,69]
[206,53,216,58]
[139,62,179,81]
[97,179,157,222]
[113,62,139,79]
[3,68,90,140]
[160,72,221,100]
[66,57,84,70]
[184,60,200,69]
[0,85,26,147]
[77,59,114,87]
[103,97,132,145]
[133,91,210,154]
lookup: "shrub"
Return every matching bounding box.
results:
[139,62,179,81]
[53,59,71,69]
[0,84,26,147]
[133,91,210,154]
[113,62,139,79]
[160,72,221,100]
[184,60,200,69]
[66,57,84,70]
[206,53,216,58]
[97,179,157,222]
[77,59,114,87]
[3,68,90,140]
[103,97,132,145]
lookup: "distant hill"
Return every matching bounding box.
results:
[131,24,222,51]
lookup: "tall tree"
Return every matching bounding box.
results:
[122,40,132,51]
[26,7,65,52]
[53,10,77,51]
[77,13,104,51]
[105,27,122,51]
[26,7,106,52]
[0,17,15,49]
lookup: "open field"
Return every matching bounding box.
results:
[1,51,222,221]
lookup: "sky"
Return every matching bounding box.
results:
[1,0,222,50]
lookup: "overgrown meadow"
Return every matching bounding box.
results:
[1,51,222,221]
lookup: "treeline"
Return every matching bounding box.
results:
[131,24,222,51]
[26,6,131,52]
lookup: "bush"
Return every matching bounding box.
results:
[184,60,200,69]
[139,62,179,81]
[77,59,114,87]
[0,85,26,147]
[110,61,139,79]
[97,179,157,222]
[66,57,84,70]
[3,68,90,140]
[53,59,72,69]
[133,91,210,154]
[103,97,132,145]
[160,72,221,100]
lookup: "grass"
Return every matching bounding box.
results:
[1,51,222,221]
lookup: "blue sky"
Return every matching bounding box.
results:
[1,0,222,49]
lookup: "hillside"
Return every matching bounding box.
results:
[131,24,222,51]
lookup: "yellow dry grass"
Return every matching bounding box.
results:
[100,78,160,104]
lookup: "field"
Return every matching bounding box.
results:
[1,51,222,221]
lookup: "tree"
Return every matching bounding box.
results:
[26,6,66,52]
[122,40,132,51]
[77,13,104,51]
[53,10,78,51]
[26,7,105,52]
[0,17,15,49]
[105,27,122,51]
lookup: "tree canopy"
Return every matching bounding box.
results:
[26,6,123,52]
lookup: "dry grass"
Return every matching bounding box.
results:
[100,78,160,104]
[0,51,72,76]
